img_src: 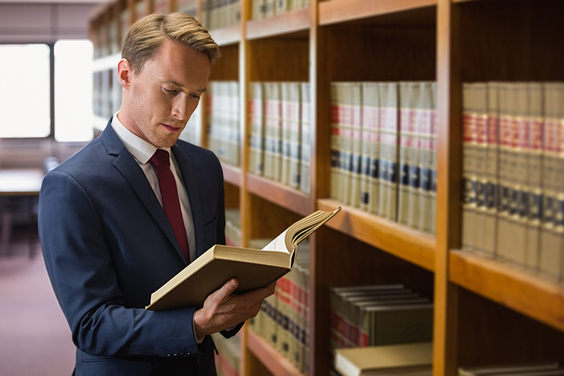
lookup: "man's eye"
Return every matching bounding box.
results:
[191,93,201,99]
[164,88,177,94]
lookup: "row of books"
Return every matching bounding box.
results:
[252,0,310,20]
[207,81,241,167]
[249,81,311,194]
[224,209,241,247]
[248,240,310,375]
[93,0,198,58]
[329,284,434,358]
[93,69,121,120]
[212,332,241,376]
[461,82,564,283]
[330,81,437,234]
[458,362,564,376]
[201,0,240,30]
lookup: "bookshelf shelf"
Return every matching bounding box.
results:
[317,198,436,271]
[247,330,304,376]
[209,24,241,46]
[319,0,436,26]
[247,8,310,40]
[246,173,312,217]
[449,250,564,333]
[221,163,242,186]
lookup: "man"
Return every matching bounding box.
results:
[38,13,275,376]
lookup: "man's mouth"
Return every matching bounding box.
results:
[161,123,181,132]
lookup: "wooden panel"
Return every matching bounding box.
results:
[248,38,309,81]
[320,0,436,25]
[224,182,240,208]
[322,24,436,82]
[456,287,564,367]
[247,174,313,217]
[458,0,564,81]
[450,250,564,333]
[247,329,302,376]
[247,193,303,240]
[317,199,436,271]
[433,0,462,375]
[247,8,310,40]
[209,44,239,80]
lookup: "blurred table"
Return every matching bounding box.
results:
[0,169,44,257]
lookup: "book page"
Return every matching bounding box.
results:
[261,229,291,253]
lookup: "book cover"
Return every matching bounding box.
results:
[146,207,340,311]
[248,82,265,176]
[300,82,311,195]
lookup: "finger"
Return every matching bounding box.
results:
[212,278,239,302]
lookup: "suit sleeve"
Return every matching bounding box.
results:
[38,170,203,358]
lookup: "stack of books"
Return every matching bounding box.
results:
[461,82,564,283]
[207,81,241,167]
[330,81,437,234]
[329,284,433,356]
[248,81,311,194]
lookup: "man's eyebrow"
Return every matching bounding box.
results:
[161,79,207,92]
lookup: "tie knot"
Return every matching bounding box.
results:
[150,149,170,168]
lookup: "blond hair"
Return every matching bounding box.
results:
[121,13,220,72]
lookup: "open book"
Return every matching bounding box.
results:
[146,207,341,311]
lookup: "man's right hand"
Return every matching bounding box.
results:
[193,278,276,341]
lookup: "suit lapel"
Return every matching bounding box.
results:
[100,121,186,263]
[172,145,205,258]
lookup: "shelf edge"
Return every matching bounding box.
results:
[449,250,564,332]
[317,198,436,271]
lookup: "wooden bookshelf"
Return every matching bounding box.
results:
[88,0,564,375]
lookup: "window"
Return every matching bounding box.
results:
[0,44,51,138]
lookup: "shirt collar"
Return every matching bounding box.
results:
[111,112,171,164]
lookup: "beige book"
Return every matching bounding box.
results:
[349,83,363,208]
[281,82,302,189]
[330,83,346,202]
[248,82,265,176]
[379,83,399,221]
[539,82,564,282]
[146,207,340,311]
[360,82,381,214]
[252,0,265,19]
[264,82,282,181]
[465,83,489,253]
[300,82,311,195]
[483,82,500,258]
[417,82,437,234]
[398,82,419,227]
[524,82,543,271]
[334,342,432,376]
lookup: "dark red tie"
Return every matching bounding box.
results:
[150,149,189,262]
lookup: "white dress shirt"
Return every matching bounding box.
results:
[111,113,196,262]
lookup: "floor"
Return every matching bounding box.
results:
[0,226,75,376]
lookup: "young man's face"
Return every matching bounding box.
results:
[123,39,210,148]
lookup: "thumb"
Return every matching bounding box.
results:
[217,278,239,299]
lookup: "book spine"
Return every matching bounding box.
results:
[378,83,399,221]
[540,83,564,282]
[330,83,344,202]
[360,82,381,214]
[418,82,437,234]
[281,83,293,186]
[524,83,544,271]
[483,82,500,258]
[349,83,363,208]
[300,82,311,195]
[248,82,265,176]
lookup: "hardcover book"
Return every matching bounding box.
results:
[146,207,341,311]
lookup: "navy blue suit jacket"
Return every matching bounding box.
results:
[39,121,238,376]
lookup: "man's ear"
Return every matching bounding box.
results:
[117,59,133,90]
